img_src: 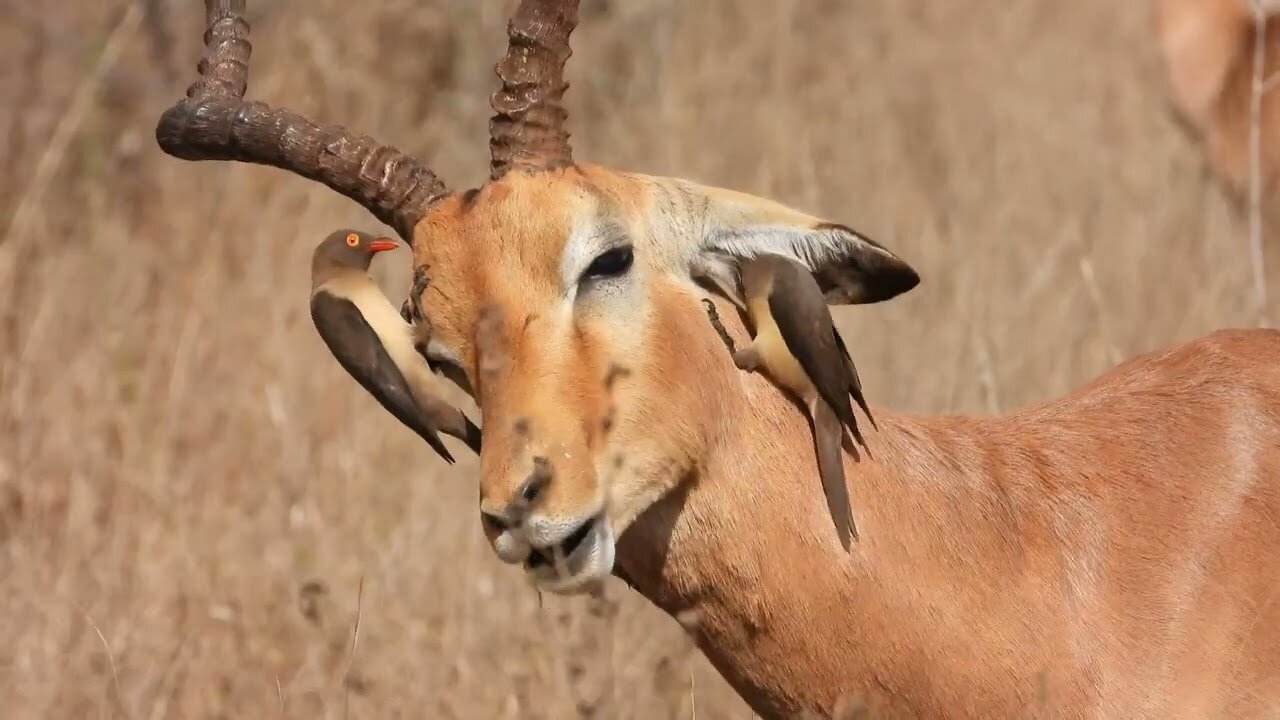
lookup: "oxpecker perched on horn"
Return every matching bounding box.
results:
[732,252,877,549]
[309,229,482,464]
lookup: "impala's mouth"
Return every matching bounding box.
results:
[525,515,597,570]
[522,513,615,595]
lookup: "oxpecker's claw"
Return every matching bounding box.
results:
[407,266,431,324]
[732,346,760,372]
[401,266,430,325]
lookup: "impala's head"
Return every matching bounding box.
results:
[157,0,919,594]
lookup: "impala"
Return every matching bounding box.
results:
[1155,0,1280,202]
[157,1,1280,717]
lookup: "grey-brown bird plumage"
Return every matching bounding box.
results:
[732,252,877,548]
[309,229,481,464]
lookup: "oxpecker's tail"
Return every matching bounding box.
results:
[458,415,483,456]
[813,400,857,550]
[440,408,483,458]
[419,430,457,465]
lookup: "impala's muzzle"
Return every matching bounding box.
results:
[473,299,620,594]
[482,496,616,594]
[479,436,617,594]
[521,508,615,594]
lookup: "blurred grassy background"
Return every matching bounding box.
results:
[0,0,1269,717]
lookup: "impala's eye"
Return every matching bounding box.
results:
[582,246,634,281]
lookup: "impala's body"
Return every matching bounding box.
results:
[639,324,1280,718]
[415,167,1280,717]
[157,2,1280,717]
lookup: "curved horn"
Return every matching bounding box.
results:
[488,0,580,180]
[154,0,449,241]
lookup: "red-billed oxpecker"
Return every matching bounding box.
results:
[309,229,482,464]
[732,252,876,549]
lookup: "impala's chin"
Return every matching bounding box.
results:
[524,512,616,595]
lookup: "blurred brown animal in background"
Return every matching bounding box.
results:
[1155,0,1280,203]
[151,0,1280,717]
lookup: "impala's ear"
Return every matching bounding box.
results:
[688,185,920,306]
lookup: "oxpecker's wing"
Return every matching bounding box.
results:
[832,326,877,431]
[310,290,456,464]
[766,259,860,433]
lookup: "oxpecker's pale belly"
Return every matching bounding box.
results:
[750,299,816,403]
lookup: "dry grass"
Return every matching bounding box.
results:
[0,0,1269,717]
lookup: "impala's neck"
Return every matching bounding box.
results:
[615,367,1077,718]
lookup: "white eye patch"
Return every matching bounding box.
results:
[560,219,632,298]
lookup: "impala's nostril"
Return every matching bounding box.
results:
[487,457,554,535]
[482,510,510,532]
[521,480,542,503]
[520,456,553,504]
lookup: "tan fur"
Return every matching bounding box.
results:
[407,165,1280,718]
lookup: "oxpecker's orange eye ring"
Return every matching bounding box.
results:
[345,233,360,247]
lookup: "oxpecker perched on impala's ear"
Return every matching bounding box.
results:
[310,229,482,464]
[732,252,877,549]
